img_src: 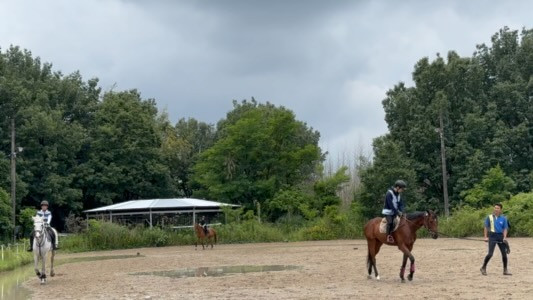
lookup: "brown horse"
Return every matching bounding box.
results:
[194,223,217,250]
[364,210,438,282]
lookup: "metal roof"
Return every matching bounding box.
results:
[83,198,239,213]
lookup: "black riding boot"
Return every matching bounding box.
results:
[27,236,34,252]
[386,216,394,242]
[49,230,58,250]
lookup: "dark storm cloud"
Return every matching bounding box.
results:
[1,0,532,159]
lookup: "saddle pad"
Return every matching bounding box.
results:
[379,216,400,234]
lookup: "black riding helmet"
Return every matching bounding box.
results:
[394,180,407,189]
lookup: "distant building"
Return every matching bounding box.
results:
[83,198,239,228]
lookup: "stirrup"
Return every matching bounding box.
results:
[386,235,395,243]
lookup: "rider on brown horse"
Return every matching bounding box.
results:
[199,216,209,235]
[382,180,407,243]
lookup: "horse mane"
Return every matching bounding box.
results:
[406,211,427,220]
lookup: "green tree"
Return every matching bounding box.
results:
[80,90,173,207]
[461,165,516,208]
[0,188,12,240]
[160,117,215,197]
[356,136,423,218]
[0,46,101,228]
[365,27,532,215]
[192,99,324,208]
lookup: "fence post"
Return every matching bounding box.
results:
[1,244,4,261]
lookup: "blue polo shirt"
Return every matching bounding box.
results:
[484,214,509,234]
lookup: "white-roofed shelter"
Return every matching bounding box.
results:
[83,198,239,228]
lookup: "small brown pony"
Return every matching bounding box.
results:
[194,223,217,250]
[364,210,438,282]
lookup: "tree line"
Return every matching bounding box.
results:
[1,27,532,239]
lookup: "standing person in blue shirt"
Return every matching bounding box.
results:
[480,203,511,276]
[382,180,406,243]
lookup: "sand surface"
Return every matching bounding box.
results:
[23,238,533,299]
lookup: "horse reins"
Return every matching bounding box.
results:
[403,215,505,244]
[34,221,50,256]
[401,214,438,236]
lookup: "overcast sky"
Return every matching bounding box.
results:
[1,1,532,163]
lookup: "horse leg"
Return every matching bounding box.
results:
[398,244,415,281]
[50,250,55,277]
[407,245,415,281]
[372,242,383,280]
[366,239,382,280]
[34,252,40,277]
[400,254,408,282]
[41,253,47,284]
[366,239,375,279]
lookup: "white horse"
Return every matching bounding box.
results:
[32,216,55,284]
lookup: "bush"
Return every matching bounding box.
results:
[439,206,489,237]
[502,192,533,236]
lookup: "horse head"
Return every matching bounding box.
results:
[32,216,45,238]
[424,210,439,239]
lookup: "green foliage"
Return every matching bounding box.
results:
[60,220,196,252]
[0,188,12,240]
[18,207,36,237]
[439,192,533,238]
[438,206,490,237]
[81,90,173,208]
[266,188,314,221]
[216,219,286,243]
[193,99,324,209]
[160,117,216,197]
[356,136,422,218]
[364,27,533,213]
[501,192,533,236]
[0,243,33,272]
[302,204,365,240]
[461,165,516,208]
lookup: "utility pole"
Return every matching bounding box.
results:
[438,112,449,217]
[10,118,17,243]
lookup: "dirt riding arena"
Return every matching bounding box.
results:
[23,238,532,299]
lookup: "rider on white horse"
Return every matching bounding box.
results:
[28,200,59,251]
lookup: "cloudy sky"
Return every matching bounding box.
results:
[1,1,532,163]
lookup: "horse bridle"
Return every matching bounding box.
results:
[34,221,49,251]
[403,212,437,236]
[422,212,438,236]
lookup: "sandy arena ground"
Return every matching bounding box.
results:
[23,238,533,299]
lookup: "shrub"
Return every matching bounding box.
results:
[438,206,489,237]
[502,192,533,236]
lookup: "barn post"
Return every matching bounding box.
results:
[149,209,153,228]
[192,207,196,227]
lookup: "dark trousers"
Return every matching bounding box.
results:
[482,232,507,269]
[385,215,395,235]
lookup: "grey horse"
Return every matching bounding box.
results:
[32,216,55,284]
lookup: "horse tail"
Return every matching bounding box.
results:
[214,231,218,244]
